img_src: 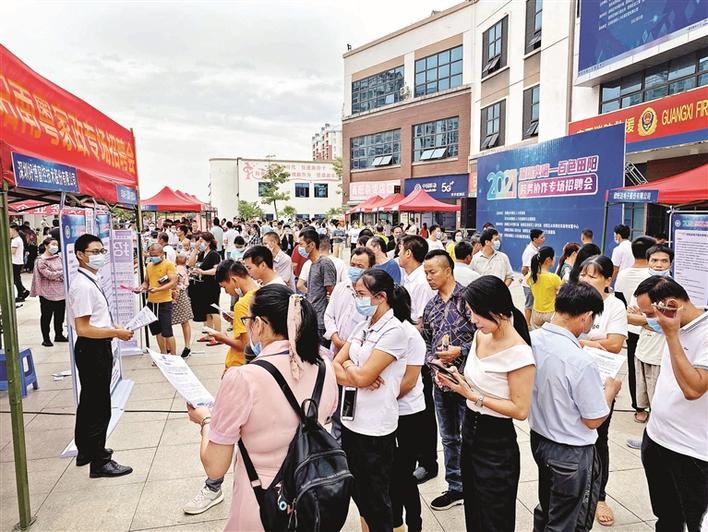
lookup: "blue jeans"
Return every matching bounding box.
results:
[434,386,466,493]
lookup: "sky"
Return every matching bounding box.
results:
[3,0,462,199]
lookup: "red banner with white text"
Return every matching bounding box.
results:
[0,44,138,203]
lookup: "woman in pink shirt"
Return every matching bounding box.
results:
[186,284,338,531]
[30,237,67,346]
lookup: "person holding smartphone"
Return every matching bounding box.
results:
[333,269,409,532]
[434,276,535,531]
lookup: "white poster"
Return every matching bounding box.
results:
[671,213,708,307]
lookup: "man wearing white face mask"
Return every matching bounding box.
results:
[426,224,445,251]
[470,228,513,286]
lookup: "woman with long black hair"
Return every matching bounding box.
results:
[436,275,535,532]
[333,269,409,532]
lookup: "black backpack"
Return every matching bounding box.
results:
[239,359,354,531]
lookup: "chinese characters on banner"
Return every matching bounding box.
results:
[240,160,339,182]
[349,179,399,202]
[608,189,659,203]
[111,230,141,355]
[476,125,625,268]
[11,152,79,192]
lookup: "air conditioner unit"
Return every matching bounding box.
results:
[399,85,411,99]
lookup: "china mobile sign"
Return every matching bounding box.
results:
[403,174,468,199]
[477,125,625,269]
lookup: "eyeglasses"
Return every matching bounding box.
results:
[82,249,108,255]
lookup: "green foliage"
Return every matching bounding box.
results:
[259,163,291,219]
[332,156,342,178]
[238,200,264,220]
[325,206,344,219]
[282,205,297,218]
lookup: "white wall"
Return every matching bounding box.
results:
[209,159,239,220]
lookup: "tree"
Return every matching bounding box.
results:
[259,163,291,219]
[238,200,264,220]
[332,156,343,196]
[282,205,297,218]
[325,206,344,219]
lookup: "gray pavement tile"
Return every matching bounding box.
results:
[159,418,202,447]
[129,381,178,402]
[32,482,142,531]
[130,476,233,530]
[0,456,70,499]
[0,426,73,462]
[123,367,176,384]
[107,419,167,451]
[147,442,208,481]
[121,398,173,423]
[168,397,190,420]
[421,490,466,531]
[24,406,76,431]
[130,518,228,531]
[605,468,655,522]
[1,491,51,532]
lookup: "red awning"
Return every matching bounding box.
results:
[362,194,393,213]
[347,195,383,215]
[375,193,405,212]
[392,188,461,212]
[621,164,708,205]
[141,186,204,212]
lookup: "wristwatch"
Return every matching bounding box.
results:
[474,395,484,408]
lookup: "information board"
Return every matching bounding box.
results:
[476,125,625,269]
[670,212,708,306]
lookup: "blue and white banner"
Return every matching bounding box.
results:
[12,152,79,192]
[116,185,138,205]
[404,174,468,199]
[476,125,625,269]
[670,212,708,306]
[608,189,659,204]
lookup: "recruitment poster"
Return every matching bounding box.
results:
[670,212,708,306]
[476,125,625,269]
[112,229,142,355]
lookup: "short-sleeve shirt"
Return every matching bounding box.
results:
[453,263,481,287]
[398,320,427,416]
[68,268,113,331]
[471,250,513,281]
[307,256,337,328]
[464,334,535,418]
[521,242,539,288]
[211,226,224,251]
[403,265,436,322]
[611,239,634,271]
[343,309,407,436]
[527,271,562,313]
[11,236,24,265]
[146,260,177,303]
[225,290,255,368]
[426,239,444,251]
[583,294,628,341]
[163,245,177,264]
[198,250,221,289]
[224,229,238,252]
[647,310,708,461]
[374,258,402,284]
[529,323,610,445]
[615,267,650,334]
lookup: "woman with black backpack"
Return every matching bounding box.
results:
[187,284,341,531]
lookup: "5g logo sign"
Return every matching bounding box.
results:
[486,169,517,200]
[441,180,454,193]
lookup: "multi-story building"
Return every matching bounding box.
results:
[312,123,342,161]
[209,157,341,221]
[569,1,708,238]
[342,0,577,229]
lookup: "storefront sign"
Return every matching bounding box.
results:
[404,174,468,199]
[569,88,708,152]
[670,212,708,306]
[349,179,399,202]
[116,185,138,205]
[608,189,659,203]
[11,152,79,192]
[477,125,625,268]
[578,0,707,79]
[239,159,339,182]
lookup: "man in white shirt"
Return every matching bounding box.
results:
[242,245,286,286]
[223,221,238,259]
[610,224,633,279]
[634,276,708,532]
[521,229,545,323]
[452,240,480,287]
[263,231,294,290]
[68,234,134,477]
[348,223,361,255]
[158,232,177,263]
[211,218,224,259]
[426,224,445,251]
[470,228,513,286]
[10,223,29,301]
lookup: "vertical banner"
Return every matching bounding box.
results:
[670,212,708,306]
[476,125,625,269]
[112,229,141,355]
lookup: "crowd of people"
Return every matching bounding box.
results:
[11,211,706,532]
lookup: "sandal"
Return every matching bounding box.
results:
[206,339,223,347]
[196,335,211,343]
[596,501,615,527]
[634,411,649,423]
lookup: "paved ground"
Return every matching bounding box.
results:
[1,272,657,531]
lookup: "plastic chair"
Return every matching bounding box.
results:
[0,348,40,398]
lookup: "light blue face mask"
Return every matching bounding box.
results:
[298,245,309,258]
[492,240,501,251]
[148,256,162,264]
[355,296,377,317]
[645,317,664,334]
[88,254,107,269]
[648,268,670,277]
[199,243,206,252]
[348,267,364,283]
[251,341,262,356]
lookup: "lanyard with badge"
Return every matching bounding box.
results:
[78,269,116,326]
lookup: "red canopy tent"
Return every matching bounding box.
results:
[390,188,461,212]
[362,194,393,213]
[346,194,383,215]
[375,192,405,212]
[619,164,708,205]
[141,186,204,212]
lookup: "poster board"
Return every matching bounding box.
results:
[670,212,708,307]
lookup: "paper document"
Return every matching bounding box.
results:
[584,347,625,381]
[148,349,214,409]
[124,306,158,331]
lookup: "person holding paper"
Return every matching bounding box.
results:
[68,234,134,478]
[529,282,622,531]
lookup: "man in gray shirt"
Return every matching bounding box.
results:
[529,282,622,532]
[298,228,336,347]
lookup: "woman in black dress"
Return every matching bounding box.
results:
[187,231,223,346]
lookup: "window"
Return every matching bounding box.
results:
[350,129,401,170]
[258,182,269,197]
[482,17,508,77]
[523,85,540,138]
[480,100,505,150]
[414,45,463,97]
[413,117,459,162]
[600,49,707,113]
[351,66,404,114]
[525,0,543,53]
[314,183,328,198]
[295,183,309,198]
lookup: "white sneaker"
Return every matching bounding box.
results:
[183,485,224,515]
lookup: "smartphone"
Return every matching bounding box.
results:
[210,303,234,320]
[158,275,170,285]
[428,360,459,385]
[341,386,357,421]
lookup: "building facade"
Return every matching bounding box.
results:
[209,158,341,221]
[312,123,342,161]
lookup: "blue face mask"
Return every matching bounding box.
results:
[355,296,377,317]
[645,317,664,334]
[251,341,262,356]
[648,268,670,277]
[492,239,501,251]
[298,245,309,258]
[348,266,364,283]
[88,254,107,269]
[199,243,206,252]
[148,256,162,264]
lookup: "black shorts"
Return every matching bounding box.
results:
[147,301,174,338]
